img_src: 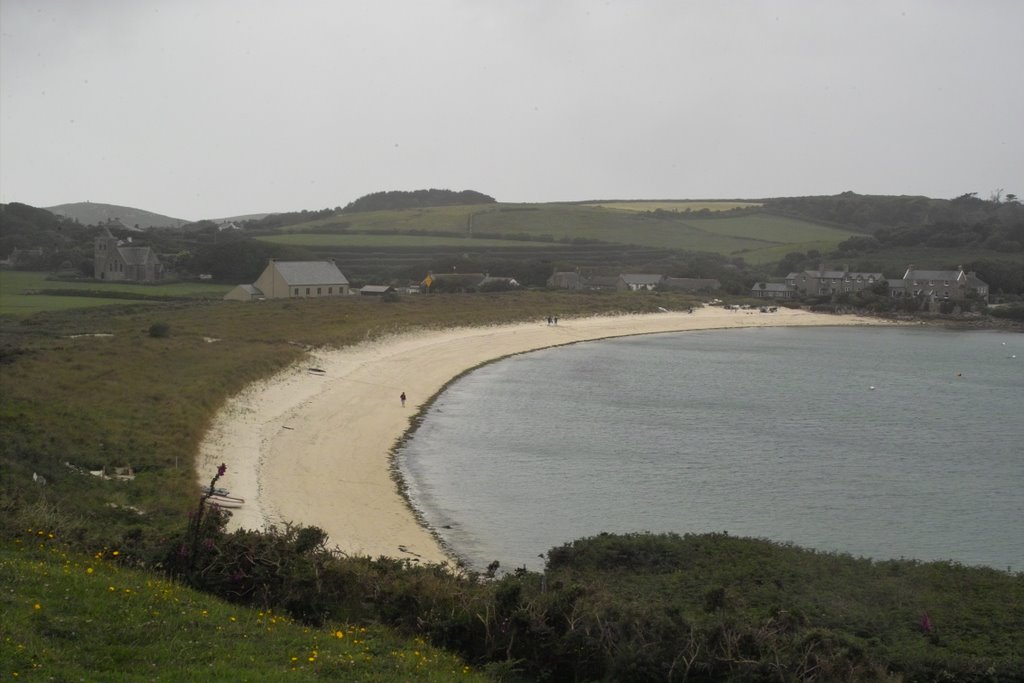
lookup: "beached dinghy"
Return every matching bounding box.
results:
[204,494,244,508]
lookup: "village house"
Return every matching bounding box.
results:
[897,265,988,303]
[546,271,583,290]
[547,271,719,294]
[478,275,521,290]
[93,226,164,282]
[752,262,988,307]
[784,264,883,297]
[749,282,796,299]
[617,273,665,291]
[224,259,350,301]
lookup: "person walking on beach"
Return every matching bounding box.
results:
[400,392,406,407]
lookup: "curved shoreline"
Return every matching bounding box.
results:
[196,307,890,565]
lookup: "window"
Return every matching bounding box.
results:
[317,288,322,295]
[328,287,333,294]
[294,288,299,296]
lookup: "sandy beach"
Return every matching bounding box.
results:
[196,306,887,565]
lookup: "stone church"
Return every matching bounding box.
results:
[93,224,164,282]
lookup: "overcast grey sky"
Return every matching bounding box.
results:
[2,0,1021,220]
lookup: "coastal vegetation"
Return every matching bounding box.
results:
[1,533,483,681]
[2,292,1022,681]
[3,191,1023,679]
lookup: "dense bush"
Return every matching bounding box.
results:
[161,511,1024,682]
[989,304,1024,321]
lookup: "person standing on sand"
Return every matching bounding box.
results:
[400,392,406,407]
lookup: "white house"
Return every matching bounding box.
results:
[224,259,350,301]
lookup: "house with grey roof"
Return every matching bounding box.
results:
[750,282,795,298]
[617,273,665,291]
[224,259,349,301]
[898,265,988,303]
[93,226,164,282]
[547,271,583,290]
[785,264,883,297]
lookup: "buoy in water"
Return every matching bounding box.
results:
[869,386,876,390]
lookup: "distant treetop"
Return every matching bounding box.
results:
[342,189,496,213]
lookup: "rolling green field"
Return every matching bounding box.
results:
[0,271,232,317]
[256,233,560,249]
[584,200,763,212]
[277,204,862,265]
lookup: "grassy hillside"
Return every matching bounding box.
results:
[256,233,560,249]
[272,203,862,266]
[46,202,188,229]
[584,200,762,212]
[1,536,482,681]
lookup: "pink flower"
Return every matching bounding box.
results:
[920,612,933,633]
[217,463,227,477]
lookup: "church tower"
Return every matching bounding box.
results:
[94,226,119,279]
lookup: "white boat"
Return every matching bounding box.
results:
[204,494,244,508]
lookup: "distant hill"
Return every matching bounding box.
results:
[342,189,496,213]
[211,213,272,223]
[46,202,188,229]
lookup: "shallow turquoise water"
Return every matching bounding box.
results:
[398,327,1024,572]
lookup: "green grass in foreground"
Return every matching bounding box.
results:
[0,534,482,682]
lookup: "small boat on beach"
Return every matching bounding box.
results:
[204,494,244,508]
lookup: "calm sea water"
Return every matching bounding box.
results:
[398,327,1024,572]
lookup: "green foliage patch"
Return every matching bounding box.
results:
[0,535,482,681]
[0,271,232,317]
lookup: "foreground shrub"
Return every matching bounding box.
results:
[148,321,170,337]
[162,516,1024,682]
